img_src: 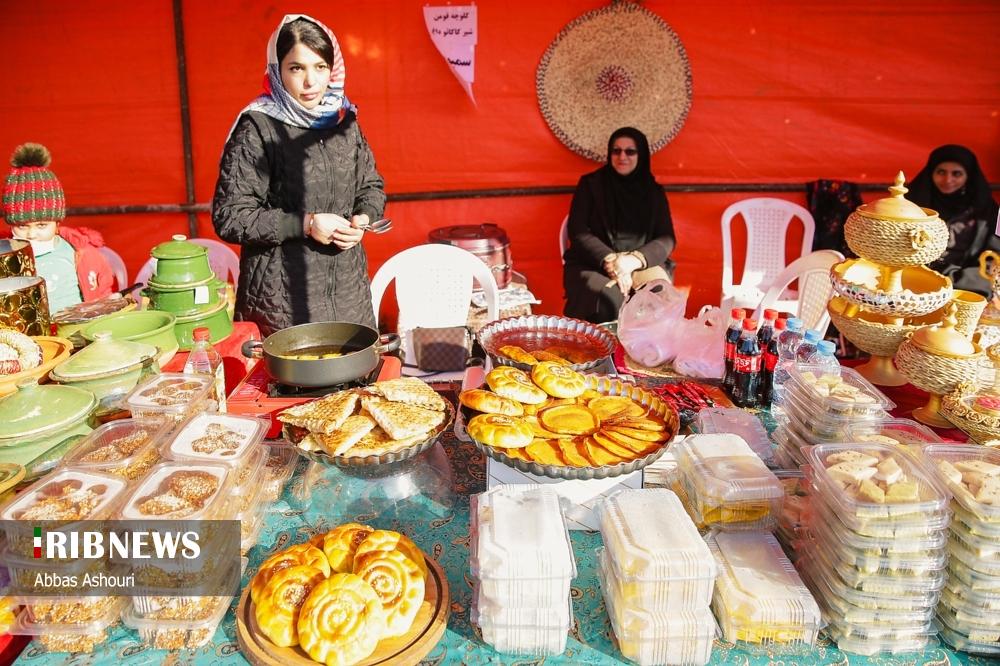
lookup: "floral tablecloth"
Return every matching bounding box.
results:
[13,429,991,666]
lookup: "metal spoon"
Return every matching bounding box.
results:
[362,218,393,234]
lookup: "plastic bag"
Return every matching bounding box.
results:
[618,280,688,367]
[673,307,726,379]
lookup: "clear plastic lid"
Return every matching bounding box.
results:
[124,373,215,418]
[786,364,894,417]
[940,587,1000,629]
[845,418,942,449]
[471,591,572,630]
[936,616,1000,655]
[122,594,229,650]
[949,557,1000,593]
[825,629,932,657]
[598,489,715,582]
[949,535,1000,577]
[805,443,950,525]
[809,516,947,578]
[12,595,125,635]
[952,502,1000,538]
[0,468,128,530]
[470,485,576,580]
[922,444,1000,522]
[780,390,888,441]
[60,419,166,480]
[950,518,1000,562]
[695,408,773,462]
[944,576,1000,611]
[796,550,940,612]
[597,548,714,613]
[677,434,783,504]
[117,461,233,521]
[797,563,935,626]
[707,532,820,628]
[804,541,946,597]
[163,413,267,466]
[474,575,571,610]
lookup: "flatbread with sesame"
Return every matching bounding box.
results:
[277,391,359,434]
[360,395,445,440]
[301,414,377,456]
[368,377,447,412]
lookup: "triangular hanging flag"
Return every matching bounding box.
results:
[423,4,477,105]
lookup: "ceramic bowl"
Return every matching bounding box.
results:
[50,332,160,401]
[81,310,179,368]
[0,382,96,468]
[173,300,233,350]
[147,235,213,286]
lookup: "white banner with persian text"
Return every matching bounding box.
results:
[423,4,477,104]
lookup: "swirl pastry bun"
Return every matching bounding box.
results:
[254,565,327,647]
[458,389,524,416]
[251,544,330,604]
[466,413,534,448]
[353,530,428,580]
[297,573,386,666]
[354,550,425,637]
[531,361,587,398]
[322,523,374,573]
[486,367,547,405]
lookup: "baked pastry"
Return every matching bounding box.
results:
[486,367,547,405]
[530,361,587,398]
[353,530,428,580]
[251,544,330,604]
[167,471,220,504]
[323,523,375,573]
[369,377,447,412]
[530,350,571,365]
[360,396,445,439]
[297,573,387,666]
[354,549,426,637]
[498,344,537,365]
[588,395,647,420]
[525,439,565,466]
[466,413,534,448]
[303,414,377,456]
[458,389,524,416]
[341,426,424,458]
[278,391,359,434]
[254,565,327,647]
[538,404,599,435]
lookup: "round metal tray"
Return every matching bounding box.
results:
[283,400,455,468]
[469,374,680,480]
[477,314,617,373]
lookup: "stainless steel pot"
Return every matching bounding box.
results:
[242,321,400,387]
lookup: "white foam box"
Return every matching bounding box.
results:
[486,459,642,531]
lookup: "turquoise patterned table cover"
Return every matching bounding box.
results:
[13,429,994,666]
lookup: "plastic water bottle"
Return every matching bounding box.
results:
[794,329,823,363]
[806,339,840,372]
[771,318,804,408]
[183,327,227,412]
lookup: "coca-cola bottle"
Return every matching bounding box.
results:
[731,319,761,408]
[722,308,746,390]
[758,317,785,407]
[757,308,778,347]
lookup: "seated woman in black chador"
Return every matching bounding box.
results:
[908,144,999,296]
[562,127,676,324]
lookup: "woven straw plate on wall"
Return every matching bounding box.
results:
[536,1,693,161]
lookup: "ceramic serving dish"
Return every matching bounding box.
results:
[50,331,160,401]
[81,310,178,368]
[0,381,96,468]
[0,336,73,398]
[477,315,617,373]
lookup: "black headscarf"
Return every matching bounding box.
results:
[599,127,660,241]
[908,144,997,223]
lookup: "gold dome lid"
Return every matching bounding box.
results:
[911,304,979,357]
[857,172,937,221]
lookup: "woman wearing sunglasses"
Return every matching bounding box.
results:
[562,127,676,323]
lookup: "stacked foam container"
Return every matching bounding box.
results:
[470,485,576,656]
[672,434,784,532]
[922,444,1000,656]
[596,489,717,666]
[771,364,894,470]
[798,442,950,656]
[707,531,821,653]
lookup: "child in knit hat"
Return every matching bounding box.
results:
[2,143,115,314]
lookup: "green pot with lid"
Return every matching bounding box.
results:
[0,381,97,470]
[50,331,160,401]
[80,310,179,368]
[147,234,214,287]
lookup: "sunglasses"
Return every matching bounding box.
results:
[611,148,638,156]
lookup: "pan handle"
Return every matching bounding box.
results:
[375,333,401,355]
[241,340,264,359]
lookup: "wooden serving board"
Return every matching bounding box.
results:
[237,554,450,666]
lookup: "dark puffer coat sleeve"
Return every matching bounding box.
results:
[351,127,385,223]
[213,115,306,247]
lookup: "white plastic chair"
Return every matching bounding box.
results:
[189,238,240,285]
[721,198,816,312]
[559,215,570,264]
[135,256,156,287]
[754,250,844,336]
[98,246,128,291]
[371,244,500,377]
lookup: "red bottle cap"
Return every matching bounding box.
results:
[742,319,758,331]
[763,309,778,321]
[774,318,787,330]
[193,327,210,341]
[730,308,745,320]
[777,311,791,319]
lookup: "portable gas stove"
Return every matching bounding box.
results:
[228,355,403,437]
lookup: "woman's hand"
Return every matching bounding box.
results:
[305,213,367,250]
[328,214,368,250]
[612,252,643,295]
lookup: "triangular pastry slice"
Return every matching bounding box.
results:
[342,426,424,457]
[369,377,447,412]
[277,391,359,434]
[360,395,444,439]
[302,414,377,456]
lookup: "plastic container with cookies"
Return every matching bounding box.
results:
[944,576,1000,611]
[122,593,230,649]
[922,444,1000,523]
[675,434,783,532]
[162,412,267,483]
[935,614,1000,655]
[695,408,773,463]
[123,373,215,426]
[780,390,885,441]
[259,443,298,503]
[785,365,893,419]
[117,461,233,522]
[471,595,572,656]
[597,489,716,610]
[60,419,167,481]
[11,595,126,654]
[798,551,940,612]
[820,608,935,655]
[809,518,947,578]
[796,564,935,627]
[845,418,942,454]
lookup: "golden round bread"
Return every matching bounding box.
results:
[297,573,387,666]
[458,389,524,416]
[251,544,330,604]
[538,404,599,435]
[524,415,575,440]
[354,549,426,638]
[588,395,647,420]
[353,530,428,580]
[466,413,534,448]
[486,367,547,405]
[530,350,571,365]
[498,344,537,365]
[254,565,327,647]
[322,523,375,574]
[525,439,566,466]
[531,361,587,398]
